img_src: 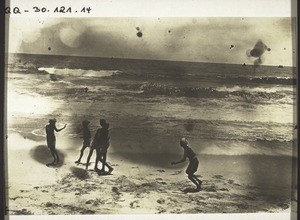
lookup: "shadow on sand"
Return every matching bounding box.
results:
[30,145,65,168]
[70,166,90,180]
[95,169,112,176]
[182,187,200,194]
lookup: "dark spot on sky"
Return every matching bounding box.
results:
[137,31,143,38]
[247,40,271,67]
[48,47,51,51]
[250,49,261,57]
[284,48,286,50]
[168,30,171,33]
[247,40,269,57]
[230,45,234,49]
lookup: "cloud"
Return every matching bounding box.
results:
[59,26,86,48]
[11,17,294,66]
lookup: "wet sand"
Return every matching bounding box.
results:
[6,132,295,215]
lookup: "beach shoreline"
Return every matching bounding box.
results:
[7,131,295,215]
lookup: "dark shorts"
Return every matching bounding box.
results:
[90,142,99,150]
[186,158,199,175]
[47,138,56,149]
[100,144,109,152]
[83,139,91,147]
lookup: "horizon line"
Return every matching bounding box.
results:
[9,52,295,68]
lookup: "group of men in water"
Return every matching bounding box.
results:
[45,118,202,190]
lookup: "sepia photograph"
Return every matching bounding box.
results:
[4,1,297,219]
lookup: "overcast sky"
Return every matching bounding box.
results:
[9,17,295,66]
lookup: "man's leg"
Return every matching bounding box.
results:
[94,149,100,170]
[101,152,106,171]
[188,174,200,190]
[54,149,60,163]
[194,175,202,186]
[75,145,87,163]
[49,148,56,163]
[46,147,57,166]
[98,153,113,174]
[85,148,94,170]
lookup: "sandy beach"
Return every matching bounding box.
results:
[6,130,295,215]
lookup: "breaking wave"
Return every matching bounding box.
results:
[217,75,296,85]
[38,67,121,78]
[119,82,294,104]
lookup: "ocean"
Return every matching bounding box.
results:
[7,53,296,157]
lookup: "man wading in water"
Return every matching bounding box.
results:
[45,119,67,166]
[171,138,202,191]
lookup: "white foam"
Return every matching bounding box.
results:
[38,67,121,78]
[7,82,63,128]
[7,85,62,115]
[216,85,293,93]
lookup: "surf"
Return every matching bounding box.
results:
[38,67,121,78]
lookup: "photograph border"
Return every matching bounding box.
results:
[2,0,298,220]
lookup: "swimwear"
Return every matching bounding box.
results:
[184,146,198,175]
[186,157,199,174]
[46,125,56,148]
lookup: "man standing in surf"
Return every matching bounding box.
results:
[45,119,67,166]
[171,138,202,191]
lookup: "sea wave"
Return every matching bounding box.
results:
[217,75,296,85]
[37,67,121,78]
[119,82,294,104]
[216,85,293,93]
[177,118,294,143]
